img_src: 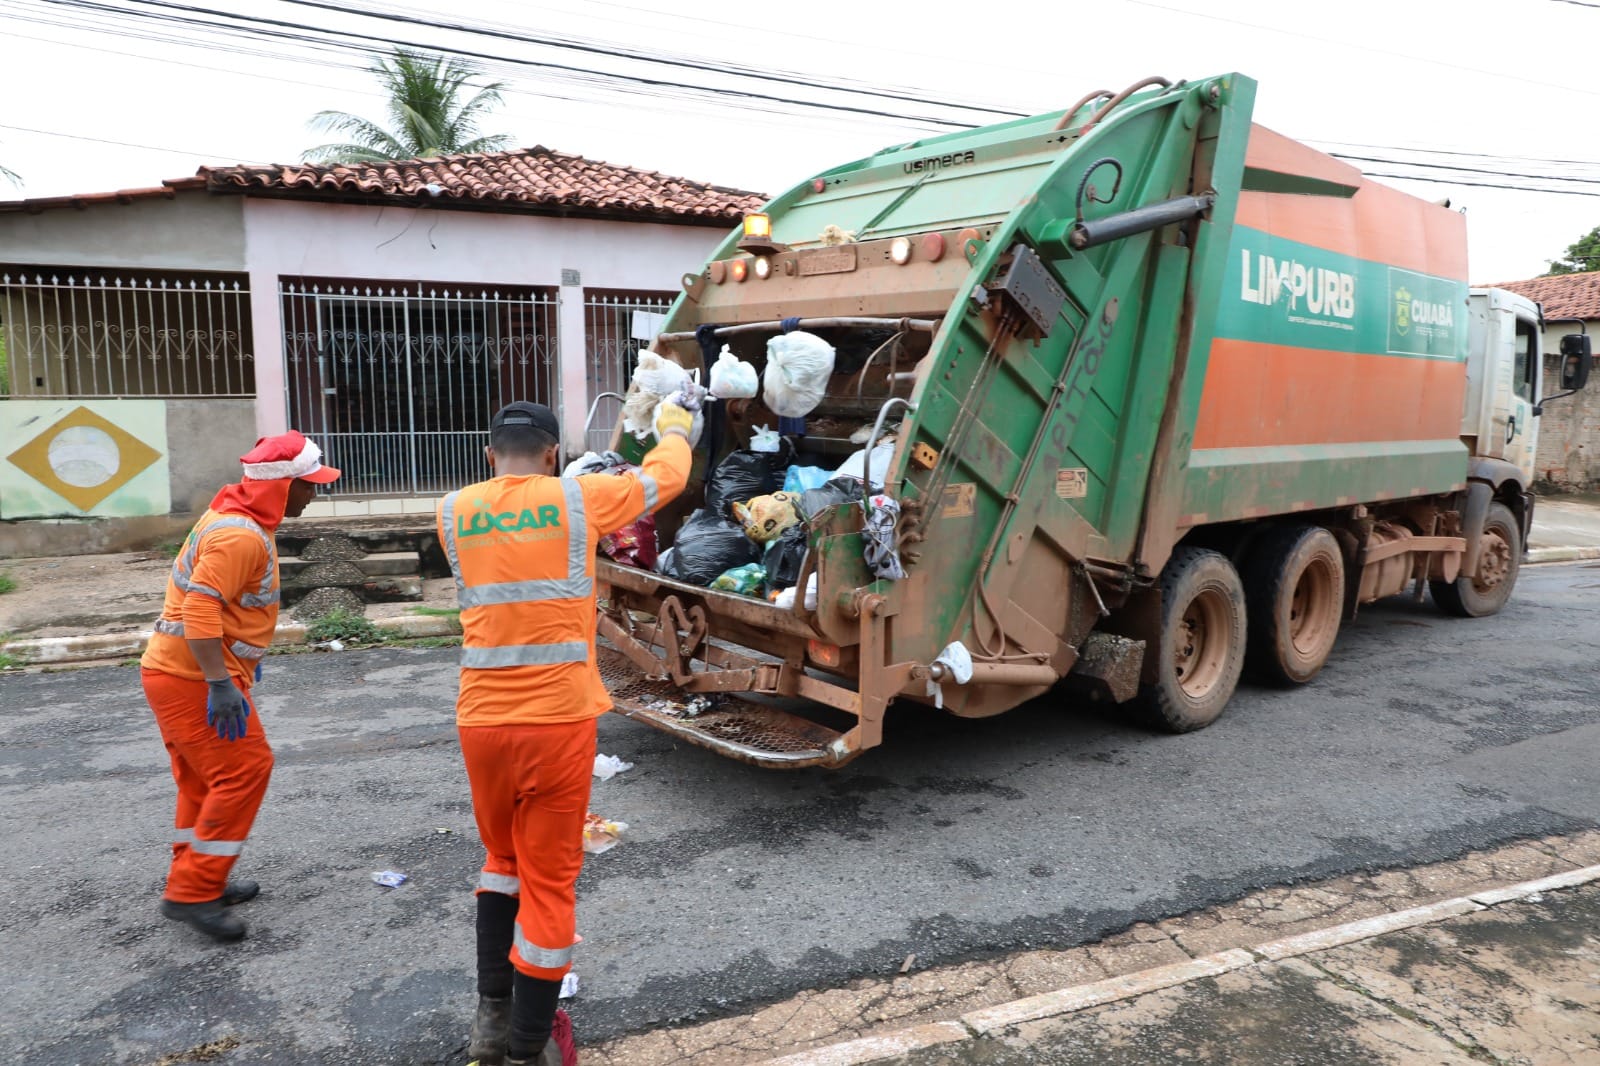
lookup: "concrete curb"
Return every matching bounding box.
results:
[756,863,1600,1065]
[1527,545,1600,564]
[1,614,459,666]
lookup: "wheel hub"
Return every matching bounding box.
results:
[1475,533,1512,591]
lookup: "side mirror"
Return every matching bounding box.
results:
[1560,334,1592,391]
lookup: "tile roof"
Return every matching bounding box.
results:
[0,177,206,213]
[200,146,766,224]
[1488,270,1600,321]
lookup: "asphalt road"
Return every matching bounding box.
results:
[3,564,1599,1065]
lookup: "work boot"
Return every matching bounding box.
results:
[160,898,247,942]
[468,994,512,1064]
[505,1010,575,1065]
[221,880,260,906]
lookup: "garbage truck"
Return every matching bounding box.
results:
[590,72,1593,768]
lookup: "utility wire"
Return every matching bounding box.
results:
[0,122,269,163]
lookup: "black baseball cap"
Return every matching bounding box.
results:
[491,401,561,438]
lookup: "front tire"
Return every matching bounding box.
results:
[1244,526,1345,685]
[1432,501,1520,618]
[1134,547,1247,733]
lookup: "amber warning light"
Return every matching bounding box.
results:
[743,213,772,240]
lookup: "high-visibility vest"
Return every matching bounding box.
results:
[141,509,281,681]
[439,438,691,727]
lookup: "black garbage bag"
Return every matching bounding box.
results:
[762,524,809,591]
[704,442,794,518]
[657,509,761,586]
[797,477,864,522]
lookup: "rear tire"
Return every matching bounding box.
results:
[1244,526,1345,685]
[1133,547,1247,733]
[1432,501,1520,618]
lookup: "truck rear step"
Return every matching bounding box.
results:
[598,647,846,768]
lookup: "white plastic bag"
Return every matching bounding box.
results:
[750,425,781,453]
[763,331,836,417]
[709,345,759,400]
[623,353,692,440]
[834,440,896,485]
[593,754,634,781]
[926,641,973,710]
[772,573,819,611]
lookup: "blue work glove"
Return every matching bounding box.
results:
[205,677,252,742]
[254,662,263,684]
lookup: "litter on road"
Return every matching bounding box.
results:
[559,972,581,999]
[593,754,635,781]
[583,813,628,855]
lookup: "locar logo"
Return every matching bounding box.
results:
[1395,286,1412,336]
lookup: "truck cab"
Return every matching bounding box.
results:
[1465,288,1543,484]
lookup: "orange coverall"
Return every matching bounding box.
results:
[440,434,690,980]
[140,482,285,903]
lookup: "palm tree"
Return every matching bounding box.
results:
[304,50,513,164]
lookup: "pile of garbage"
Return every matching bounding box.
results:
[583,330,910,599]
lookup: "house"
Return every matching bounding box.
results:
[0,147,763,549]
[1489,270,1600,491]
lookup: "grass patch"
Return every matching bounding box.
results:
[0,651,21,671]
[158,540,185,558]
[0,571,15,595]
[405,605,461,617]
[306,607,387,646]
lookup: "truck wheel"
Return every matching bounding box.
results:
[1432,501,1521,618]
[1244,526,1345,685]
[1135,547,1247,733]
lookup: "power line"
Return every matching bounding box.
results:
[1364,172,1600,198]
[1331,153,1600,187]
[0,122,269,163]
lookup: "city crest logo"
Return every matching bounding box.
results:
[1394,286,1412,337]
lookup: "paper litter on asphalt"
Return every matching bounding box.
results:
[371,870,407,888]
[559,972,580,999]
[583,813,628,855]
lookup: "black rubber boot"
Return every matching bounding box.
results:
[468,995,512,1065]
[221,880,260,906]
[507,972,564,1064]
[159,898,246,942]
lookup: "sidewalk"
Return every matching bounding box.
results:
[851,876,1600,1065]
[2,494,1598,661]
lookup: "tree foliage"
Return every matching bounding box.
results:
[1545,224,1600,276]
[304,51,512,165]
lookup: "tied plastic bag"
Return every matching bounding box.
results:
[657,509,761,586]
[622,352,691,440]
[750,425,781,453]
[783,465,832,494]
[835,440,896,487]
[926,641,973,710]
[710,563,766,596]
[797,477,864,522]
[563,450,625,477]
[763,331,836,418]
[762,524,807,591]
[705,449,783,518]
[772,573,819,611]
[593,754,634,781]
[732,492,801,543]
[709,346,759,400]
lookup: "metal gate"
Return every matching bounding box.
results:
[280,280,559,496]
[583,290,675,451]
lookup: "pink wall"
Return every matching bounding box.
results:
[242,198,726,449]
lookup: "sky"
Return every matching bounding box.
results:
[3,0,1599,283]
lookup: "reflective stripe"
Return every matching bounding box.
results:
[174,828,245,856]
[514,927,575,970]
[460,642,589,669]
[439,491,465,597]
[178,578,225,601]
[173,513,278,609]
[151,619,267,661]
[638,471,660,513]
[561,478,589,580]
[458,576,593,608]
[478,872,521,895]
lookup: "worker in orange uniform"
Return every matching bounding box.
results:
[444,398,693,1066]
[140,431,340,942]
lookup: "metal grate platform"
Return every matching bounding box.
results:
[598,647,847,768]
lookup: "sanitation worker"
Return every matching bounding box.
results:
[139,431,340,942]
[443,398,693,1066]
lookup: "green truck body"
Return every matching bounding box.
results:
[595,73,1586,767]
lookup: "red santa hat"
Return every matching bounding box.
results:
[239,430,341,483]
